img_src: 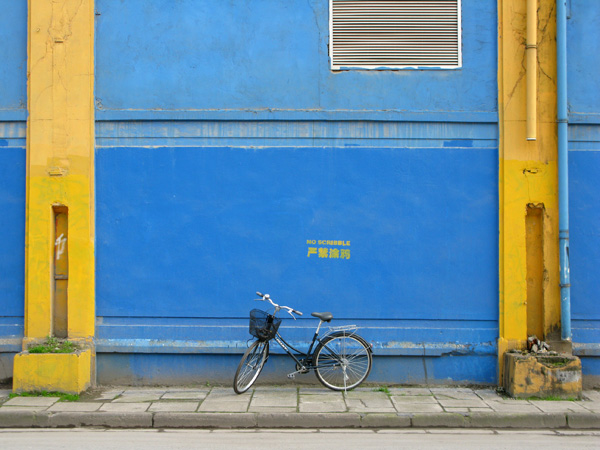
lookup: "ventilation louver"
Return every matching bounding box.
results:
[330,0,461,69]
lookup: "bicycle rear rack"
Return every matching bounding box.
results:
[323,324,358,338]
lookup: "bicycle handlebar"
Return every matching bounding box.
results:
[255,291,303,318]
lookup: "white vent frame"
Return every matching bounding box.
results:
[329,0,462,70]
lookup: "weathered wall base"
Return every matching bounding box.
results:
[13,350,93,394]
[97,353,498,386]
[0,354,16,383]
[503,352,582,399]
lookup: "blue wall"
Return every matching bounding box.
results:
[95,0,496,116]
[0,0,27,380]
[94,0,499,383]
[568,0,600,379]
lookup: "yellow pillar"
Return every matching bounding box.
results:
[14,0,95,393]
[498,0,561,381]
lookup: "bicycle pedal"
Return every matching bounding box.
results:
[287,373,296,379]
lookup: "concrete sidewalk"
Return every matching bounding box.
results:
[0,385,599,429]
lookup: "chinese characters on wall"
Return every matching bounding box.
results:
[306,240,351,260]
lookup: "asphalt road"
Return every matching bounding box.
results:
[0,429,598,449]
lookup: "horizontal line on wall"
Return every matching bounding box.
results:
[95,109,498,123]
[95,120,498,149]
[95,138,497,149]
[0,111,27,121]
[573,343,600,357]
[95,338,497,357]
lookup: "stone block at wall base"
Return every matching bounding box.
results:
[13,349,92,395]
[503,352,582,399]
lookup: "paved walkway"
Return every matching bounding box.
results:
[0,386,599,429]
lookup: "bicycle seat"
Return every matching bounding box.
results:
[311,312,333,322]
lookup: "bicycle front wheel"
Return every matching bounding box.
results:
[314,333,372,391]
[233,340,269,394]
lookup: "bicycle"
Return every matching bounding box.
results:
[233,291,373,394]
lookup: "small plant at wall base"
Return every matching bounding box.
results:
[9,391,79,402]
[28,336,79,353]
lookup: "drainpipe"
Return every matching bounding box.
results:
[527,0,537,140]
[557,0,571,341]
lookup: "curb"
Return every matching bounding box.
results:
[0,411,598,429]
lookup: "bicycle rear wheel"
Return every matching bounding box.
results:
[233,340,269,394]
[314,333,372,391]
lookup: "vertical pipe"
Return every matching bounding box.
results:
[527,0,537,140]
[557,0,571,340]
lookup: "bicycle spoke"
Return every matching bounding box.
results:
[314,334,372,391]
[233,340,268,394]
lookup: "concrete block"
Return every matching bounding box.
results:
[468,412,567,429]
[12,350,92,395]
[248,406,297,413]
[360,413,411,428]
[153,412,257,429]
[504,353,582,399]
[566,412,600,429]
[0,410,37,427]
[411,413,468,428]
[47,412,152,428]
[256,412,361,428]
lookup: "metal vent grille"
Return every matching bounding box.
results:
[330,0,461,69]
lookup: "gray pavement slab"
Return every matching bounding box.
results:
[198,400,250,412]
[486,402,543,413]
[0,406,52,412]
[583,390,600,402]
[345,391,395,412]
[437,398,489,408]
[161,391,209,400]
[3,397,59,407]
[529,400,590,413]
[47,402,102,412]
[0,385,598,430]
[388,387,432,396]
[0,389,12,399]
[113,394,163,403]
[391,395,438,404]
[393,402,444,413]
[99,402,150,412]
[250,390,297,408]
[298,400,346,413]
[92,390,123,401]
[299,392,346,413]
[148,401,199,412]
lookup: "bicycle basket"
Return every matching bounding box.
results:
[249,309,281,341]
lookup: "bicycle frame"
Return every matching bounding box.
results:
[271,321,359,377]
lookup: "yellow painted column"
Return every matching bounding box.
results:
[498,0,560,381]
[15,0,95,393]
